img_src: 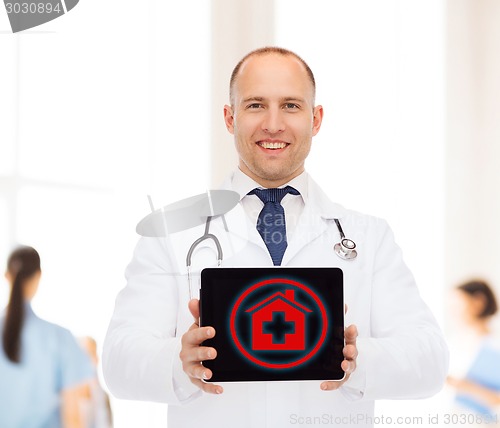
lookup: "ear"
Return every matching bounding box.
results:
[312,105,324,136]
[224,104,235,135]
[472,293,487,316]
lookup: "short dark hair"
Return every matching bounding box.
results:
[229,46,316,105]
[458,280,498,319]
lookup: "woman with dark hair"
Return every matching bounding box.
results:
[0,246,93,428]
[447,279,500,421]
[456,280,498,332]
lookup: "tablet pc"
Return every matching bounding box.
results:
[200,267,344,382]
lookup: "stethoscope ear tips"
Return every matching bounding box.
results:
[334,238,358,260]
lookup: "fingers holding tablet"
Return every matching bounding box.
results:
[188,298,201,324]
[320,324,358,391]
[180,299,224,394]
[341,324,358,374]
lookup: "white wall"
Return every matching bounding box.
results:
[445,0,500,298]
[210,0,276,187]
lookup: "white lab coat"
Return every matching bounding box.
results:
[103,172,448,428]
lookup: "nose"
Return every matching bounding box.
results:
[261,107,285,134]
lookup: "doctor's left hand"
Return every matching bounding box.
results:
[320,324,358,391]
[180,298,224,395]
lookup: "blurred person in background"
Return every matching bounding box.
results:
[0,246,93,428]
[79,336,113,428]
[447,280,500,421]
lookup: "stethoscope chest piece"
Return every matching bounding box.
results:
[334,238,357,260]
[333,218,358,260]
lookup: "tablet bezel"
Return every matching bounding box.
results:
[200,267,344,383]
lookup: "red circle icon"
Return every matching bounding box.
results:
[230,278,328,369]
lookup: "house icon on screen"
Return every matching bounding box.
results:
[245,289,312,351]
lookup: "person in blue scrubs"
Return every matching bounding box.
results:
[447,280,500,418]
[0,246,93,428]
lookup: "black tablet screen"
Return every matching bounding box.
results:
[200,267,344,382]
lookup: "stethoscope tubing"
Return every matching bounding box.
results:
[186,216,223,299]
[186,216,357,281]
[186,216,223,268]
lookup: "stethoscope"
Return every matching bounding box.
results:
[185,215,357,273]
[136,191,238,299]
[333,219,358,260]
[184,215,357,297]
[186,216,224,298]
[136,192,358,298]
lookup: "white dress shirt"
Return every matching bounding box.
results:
[232,167,307,242]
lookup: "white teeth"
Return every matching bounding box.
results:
[260,141,287,149]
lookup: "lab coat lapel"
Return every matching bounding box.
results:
[214,176,270,258]
[215,201,268,251]
[281,198,326,265]
[282,177,347,265]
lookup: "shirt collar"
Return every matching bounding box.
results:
[24,301,35,317]
[232,168,309,204]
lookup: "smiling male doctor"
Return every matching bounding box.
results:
[103,47,448,428]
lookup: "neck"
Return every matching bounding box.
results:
[239,166,305,188]
[470,319,490,336]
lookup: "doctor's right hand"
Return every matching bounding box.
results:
[180,299,223,394]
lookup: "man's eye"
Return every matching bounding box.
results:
[247,103,263,109]
[284,103,299,110]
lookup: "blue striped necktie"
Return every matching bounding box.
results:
[248,186,300,266]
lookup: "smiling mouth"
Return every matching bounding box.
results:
[257,141,289,150]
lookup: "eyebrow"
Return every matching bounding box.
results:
[241,96,265,104]
[241,96,306,104]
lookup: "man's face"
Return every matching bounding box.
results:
[224,54,323,188]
